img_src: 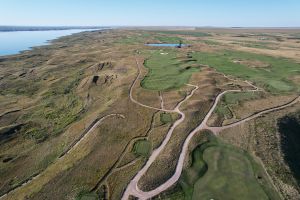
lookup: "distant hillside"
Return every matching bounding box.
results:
[0,26,108,32]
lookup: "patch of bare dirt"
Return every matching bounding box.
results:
[289,75,300,85]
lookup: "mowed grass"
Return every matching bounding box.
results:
[76,192,97,200]
[193,50,300,93]
[141,50,200,91]
[160,113,173,124]
[179,135,281,200]
[193,147,268,200]
[133,139,152,157]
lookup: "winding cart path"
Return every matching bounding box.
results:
[122,57,300,200]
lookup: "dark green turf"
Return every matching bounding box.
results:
[177,135,281,200]
[160,113,173,124]
[133,139,152,157]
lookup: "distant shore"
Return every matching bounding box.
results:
[0,26,108,32]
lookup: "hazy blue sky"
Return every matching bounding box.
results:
[1,0,299,27]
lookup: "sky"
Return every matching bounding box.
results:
[0,0,300,27]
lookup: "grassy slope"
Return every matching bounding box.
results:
[193,50,300,93]
[162,135,280,200]
[141,50,200,91]
[21,74,84,142]
[223,91,261,105]
[0,53,86,142]
[192,146,268,200]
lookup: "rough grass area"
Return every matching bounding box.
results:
[141,50,200,91]
[233,41,278,50]
[193,50,300,93]
[152,31,211,37]
[0,78,41,96]
[0,71,84,143]
[223,91,261,105]
[201,40,221,46]
[214,105,233,121]
[160,135,280,200]
[114,33,151,44]
[154,35,183,44]
[213,92,262,124]
[115,33,183,45]
[133,139,152,157]
[290,33,300,39]
[20,75,84,142]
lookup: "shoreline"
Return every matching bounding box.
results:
[0,28,107,57]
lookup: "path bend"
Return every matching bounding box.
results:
[122,57,300,199]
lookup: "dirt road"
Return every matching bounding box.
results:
[122,57,300,200]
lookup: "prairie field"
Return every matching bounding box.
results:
[0,28,300,200]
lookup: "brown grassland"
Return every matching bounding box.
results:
[0,28,300,200]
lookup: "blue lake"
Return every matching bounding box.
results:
[145,43,187,47]
[0,29,98,56]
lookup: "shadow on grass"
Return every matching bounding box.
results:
[278,113,300,186]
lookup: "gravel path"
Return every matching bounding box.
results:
[122,57,300,200]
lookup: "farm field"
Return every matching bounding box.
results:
[0,28,299,200]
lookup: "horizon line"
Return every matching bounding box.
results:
[1,25,300,29]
